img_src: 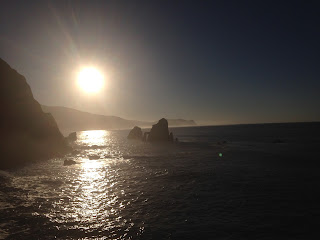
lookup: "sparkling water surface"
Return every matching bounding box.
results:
[1,124,320,239]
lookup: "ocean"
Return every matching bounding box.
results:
[1,123,320,239]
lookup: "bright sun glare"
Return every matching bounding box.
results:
[78,67,104,93]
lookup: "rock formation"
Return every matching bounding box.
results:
[66,132,77,141]
[128,119,176,143]
[0,58,69,169]
[64,159,77,166]
[127,126,143,140]
[148,118,173,142]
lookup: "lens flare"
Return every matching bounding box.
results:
[78,67,104,93]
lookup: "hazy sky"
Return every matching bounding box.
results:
[1,0,319,124]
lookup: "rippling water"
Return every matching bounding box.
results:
[1,123,320,239]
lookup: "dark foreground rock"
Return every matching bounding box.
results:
[64,159,77,166]
[148,118,174,142]
[0,58,70,169]
[127,126,143,140]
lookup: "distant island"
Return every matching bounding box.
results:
[41,105,196,133]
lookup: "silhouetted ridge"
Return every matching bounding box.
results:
[0,58,69,169]
[41,105,197,132]
[166,119,196,126]
[41,105,148,131]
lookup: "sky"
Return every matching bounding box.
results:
[0,0,319,124]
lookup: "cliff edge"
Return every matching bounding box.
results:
[0,58,69,169]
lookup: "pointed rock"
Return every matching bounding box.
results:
[127,126,143,140]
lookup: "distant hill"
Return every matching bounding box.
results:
[166,119,196,126]
[41,105,196,133]
[41,105,148,132]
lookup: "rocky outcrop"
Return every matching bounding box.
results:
[64,159,77,166]
[127,118,176,143]
[127,126,143,140]
[0,58,69,169]
[66,132,77,141]
[148,118,173,142]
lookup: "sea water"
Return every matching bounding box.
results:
[1,123,320,239]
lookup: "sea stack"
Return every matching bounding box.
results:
[127,118,175,143]
[127,126,143,140]
[0,58,69,169]
[148,118,173,142]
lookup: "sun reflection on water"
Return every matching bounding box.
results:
[71,160,107,225]
[81,159,105,179]
[78,130,110,146]
[34,129,143,238]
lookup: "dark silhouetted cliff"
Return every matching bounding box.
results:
[0,58,69,169]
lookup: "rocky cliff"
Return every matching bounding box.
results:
[0,58,69,169]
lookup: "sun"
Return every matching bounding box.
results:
[78,67,104,93]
